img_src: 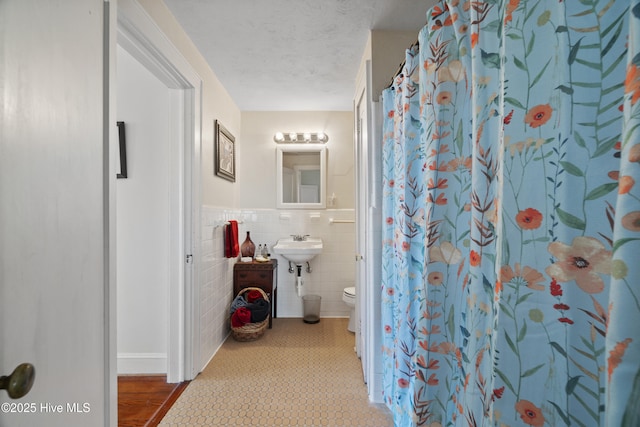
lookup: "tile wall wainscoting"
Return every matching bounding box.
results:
[198,205,356,370]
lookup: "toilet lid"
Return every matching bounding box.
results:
[344,287,355,296]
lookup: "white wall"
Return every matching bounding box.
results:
[371,30,419,101]
[238,111,354,209]
[116,46,170,374]
[137,0,241,208]
[356,30,418,102]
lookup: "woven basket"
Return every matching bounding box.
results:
[231,287,270,342]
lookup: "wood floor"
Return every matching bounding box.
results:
[118,375,189,427]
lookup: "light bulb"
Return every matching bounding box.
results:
[274,132,284,142]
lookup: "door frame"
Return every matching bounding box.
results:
[114,0,203,382]
[355,87,367,365]
[353,60,384,403]
[354,61,370,387]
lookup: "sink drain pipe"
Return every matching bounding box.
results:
[295,264,303,297]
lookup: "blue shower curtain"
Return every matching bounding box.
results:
[381,1,640,426]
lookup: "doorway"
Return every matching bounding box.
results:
[115,0,203,384]
[116,45,172,377]
[355,87,367,366]
[354,60,384,402]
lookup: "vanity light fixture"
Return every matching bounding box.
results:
[273,132,328,143]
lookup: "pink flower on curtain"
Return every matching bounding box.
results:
[429,241,462,264]
[436,91,452,105]
[500,263,545,291]
[618,176,635,194]
[629,143,640,163]
[621,211,640,231]
[438,60,465,83]
[428,271,444,285]
[545,237,612,294]
[445,156,473,172]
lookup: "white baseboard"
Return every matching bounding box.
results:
[117,352,167,375]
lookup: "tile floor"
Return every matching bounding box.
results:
[159,318,392,426]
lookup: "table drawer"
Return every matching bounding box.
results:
[235,270,271,284]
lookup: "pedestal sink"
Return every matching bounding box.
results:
[273,237,323,264]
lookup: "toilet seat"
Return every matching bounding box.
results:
[342,286,356,332]
[343,286,356,309]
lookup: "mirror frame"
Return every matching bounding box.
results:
[276,144,327,209]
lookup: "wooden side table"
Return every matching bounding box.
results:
[233,259,278,328]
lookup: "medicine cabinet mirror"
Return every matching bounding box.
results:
[276,144,326,209]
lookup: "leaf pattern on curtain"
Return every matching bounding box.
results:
[381,1,640,426]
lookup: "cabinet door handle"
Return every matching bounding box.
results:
[1,363,35,399]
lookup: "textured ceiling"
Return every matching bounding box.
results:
[162,0,435,111]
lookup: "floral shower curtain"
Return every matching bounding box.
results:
[381,1,640,426]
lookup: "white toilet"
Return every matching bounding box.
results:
[342,286,356,332]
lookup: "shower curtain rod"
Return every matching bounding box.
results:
[385,39,420,90]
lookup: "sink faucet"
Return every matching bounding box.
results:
[291,234,309,241]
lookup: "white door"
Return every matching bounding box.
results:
[0,1,113,426]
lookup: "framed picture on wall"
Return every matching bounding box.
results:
[215,120,235,182]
